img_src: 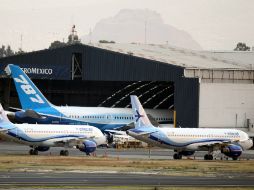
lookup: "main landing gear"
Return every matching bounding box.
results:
[29,149,38,155]
[173,153,182,160]
[60,150,69,156]
[204,154,213,160]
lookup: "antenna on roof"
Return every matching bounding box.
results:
[68,25,80,44]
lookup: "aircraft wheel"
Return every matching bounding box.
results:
[33,149,38,155]
[64,150,69,156]
[232,157,238,161]
[29,149,38,155]
[60,150,64,156]
[29,149,34,155]
[204,154,213,160]
[60,150,69,156]
[173,153,182,160]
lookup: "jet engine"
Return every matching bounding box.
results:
[179,151,195,156]
[77,140,97,155]
[35,146,50,152]
[221,144,242,160]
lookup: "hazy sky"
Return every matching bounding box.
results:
[1,0,254,51]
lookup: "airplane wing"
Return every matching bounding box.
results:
[128,128,159,137]
[53,136,93,147]
[114,123,135,131]
[114,115,159,131]
[135,131,158,136]
[104,129,126,135]
[198,139,240,150]
[147,114,160,127]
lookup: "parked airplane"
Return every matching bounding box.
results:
[0,104,106,156]
[5,64,172,131]
[127,95,253,160]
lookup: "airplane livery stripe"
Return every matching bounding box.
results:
[149,134,229,148]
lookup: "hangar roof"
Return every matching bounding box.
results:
[91,43,253,70]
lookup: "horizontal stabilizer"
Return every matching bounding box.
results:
[147,114,159,127]
[23,109,46,119]
[0,127,16,133]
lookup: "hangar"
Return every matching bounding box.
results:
[0,43,254,135]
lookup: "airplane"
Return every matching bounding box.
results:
[127,95,253,160]
[4,64,172,131]
[0,103,106,156]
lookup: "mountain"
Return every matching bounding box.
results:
[82,9,202,50]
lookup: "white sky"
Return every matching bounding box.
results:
[0,0,254,51]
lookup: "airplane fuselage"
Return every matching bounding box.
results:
[128,127,253,151]
[1,122,106,147]
[14,105,172,131]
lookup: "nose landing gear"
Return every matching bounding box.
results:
[29,149,38,155]
[60,150,69,156]
[173,153,182,159]
[204,154,213,160]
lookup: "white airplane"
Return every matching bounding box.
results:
[5,64,172,131]
[127,95,253,160]
[0,104,106,156]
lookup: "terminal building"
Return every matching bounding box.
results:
[0,43,254,137]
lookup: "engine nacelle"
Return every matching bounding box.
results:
[77,140,97,155]
[179,151,195,156]
[221,144,242,159]
[36,146,50,152]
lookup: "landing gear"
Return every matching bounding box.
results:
[173,153,182,160]
[29,149,38,155]
[204,154,213,160]
[60,150,69,156]
[86,152,91,156]
[232,157,238,161]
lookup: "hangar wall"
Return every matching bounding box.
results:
[82,45,182,81]
[199,83,254,130]
[0,47,76,80]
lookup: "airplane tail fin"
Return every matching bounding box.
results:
[130,95,152,128]
[5,64,52,110]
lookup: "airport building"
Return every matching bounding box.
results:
[0,43,254,137]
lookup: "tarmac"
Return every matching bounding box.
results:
[0,142,253,188]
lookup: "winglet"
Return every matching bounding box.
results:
[130,95,152,128]
[5,64,52,110]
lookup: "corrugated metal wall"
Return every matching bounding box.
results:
[175,78,199,128]
[82,45,182,81]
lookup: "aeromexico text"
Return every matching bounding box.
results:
[21,67,53,75]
